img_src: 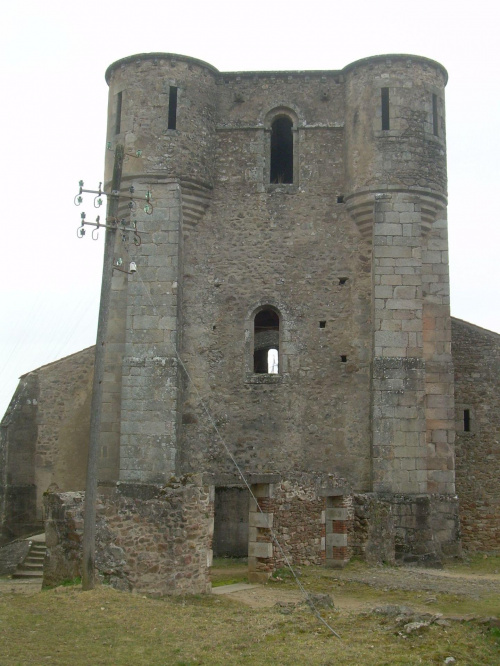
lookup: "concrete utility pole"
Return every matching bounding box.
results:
[82,144,124,591]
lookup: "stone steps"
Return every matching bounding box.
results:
[12,536,46,579]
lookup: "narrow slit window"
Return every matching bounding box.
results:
[115,91,122,135]
[168,86,178,130]
[381,87,390,131]
[341,355,347,363]
[270,116,293,184]
[254,309,279,373]
[432,93,438,136]
[319,321,326,329]
[464,409,471,432]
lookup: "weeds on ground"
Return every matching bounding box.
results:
[43,576,82,589]
[447,553,500,575]
[1,584,499,665]
[1,560,499,665]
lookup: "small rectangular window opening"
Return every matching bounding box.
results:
[432,93,438,136]
[339,277,348,285]
[464,409,471,432]
[168,86,178,130]
[341,355,347,363]
[337,195,345,204]
[381,87,390,131]
[115,91,122,135]
[319,321,326,329]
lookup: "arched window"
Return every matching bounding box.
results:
[253,309,279,374]
[270,116,293,184]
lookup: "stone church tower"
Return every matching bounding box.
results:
[96,52,459,578]
[23,52,458,591]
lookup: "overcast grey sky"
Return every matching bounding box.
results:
[1,0,499,418]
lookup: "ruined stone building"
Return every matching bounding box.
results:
[1,53,499,593]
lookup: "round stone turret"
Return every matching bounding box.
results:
[104,53,219,188]
[343,55,448,234]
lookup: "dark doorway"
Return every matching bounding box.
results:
[213,487,249,557]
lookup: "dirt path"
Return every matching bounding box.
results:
[213,563,500,612]
[217,585,378,612]
[326,565,500,598]
[0,577,42,596]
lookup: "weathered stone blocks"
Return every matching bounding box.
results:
[43,475,213,594]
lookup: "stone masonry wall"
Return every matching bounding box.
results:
[351,494,395,565]
[0,372,38,539]
[391,493,461,564]
[271,479,326,567]
[1,348,94,539]
[452,318,500,552]
[179,66,373,490]
[351,493,460,565]
[44,475,213,594]
[245,476,352,581]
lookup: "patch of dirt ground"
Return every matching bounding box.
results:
[328,564,500,598]
[214,564,500,612]
[0,577,41,596]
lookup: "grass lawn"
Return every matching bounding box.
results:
[0,558,499,665]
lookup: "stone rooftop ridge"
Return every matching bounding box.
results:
[105,52,448,85]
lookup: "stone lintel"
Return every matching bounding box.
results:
[318,486,348,497]
[249,512,273,528]
[251,483,275,499]
[325,507,349,521]
[326,533,348,547]
[248,541,273,558]
[202,473,280,487]
[114,482,162,500]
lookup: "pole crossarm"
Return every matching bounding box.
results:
[77,213,143,236]
[74,180,153,211]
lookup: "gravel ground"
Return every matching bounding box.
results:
[327,564,500,598]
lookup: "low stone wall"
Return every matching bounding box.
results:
[245,480,459,573]
[351,494,395,565]
[351,493,461,565]
[391,494,461,564]
[44,475,213,595]
[44,491,85,585]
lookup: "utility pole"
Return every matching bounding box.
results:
[75,145,151,590]
[81,144,123,591]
